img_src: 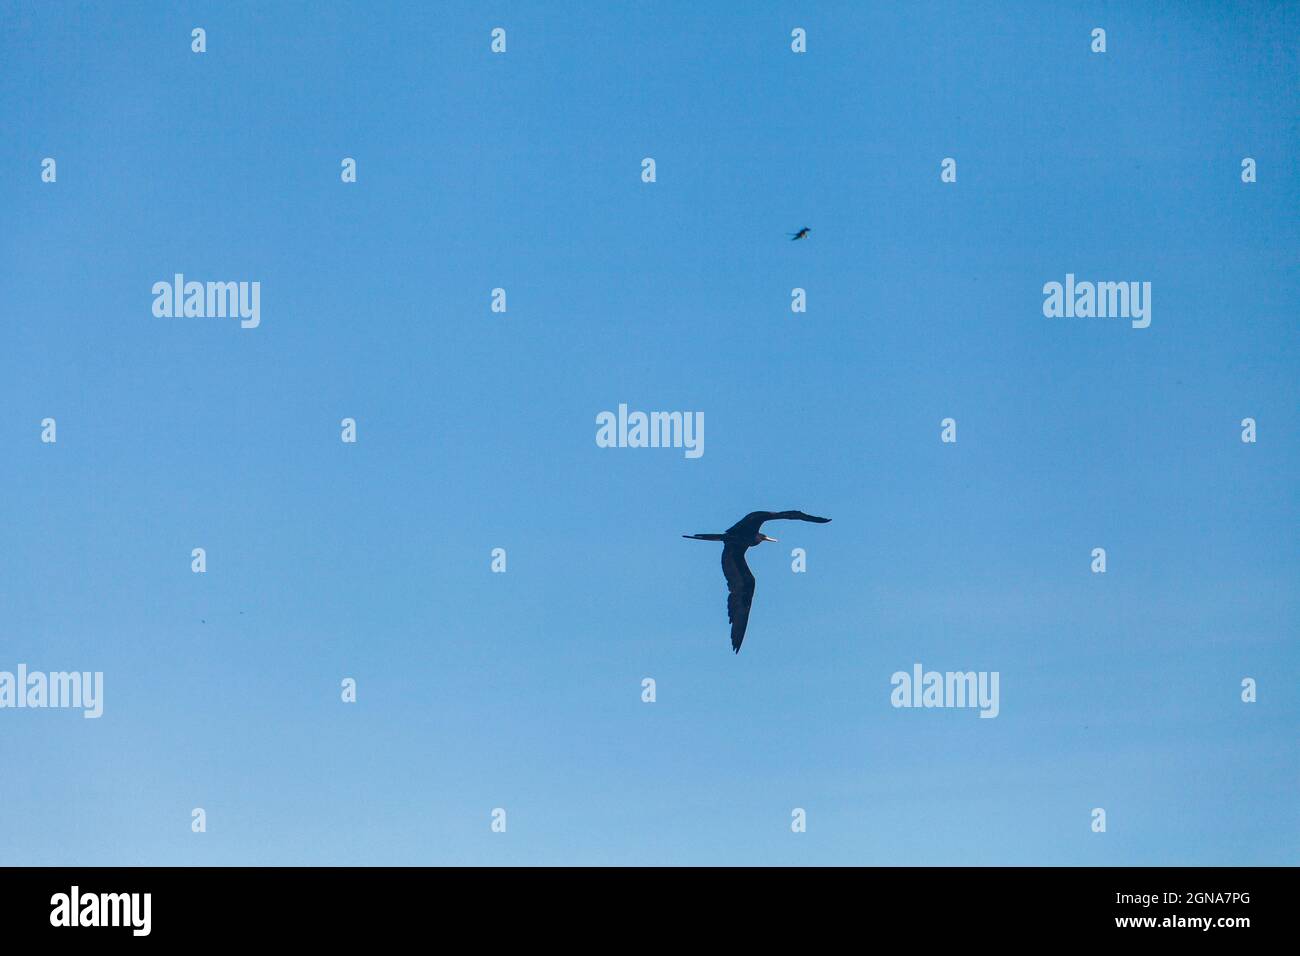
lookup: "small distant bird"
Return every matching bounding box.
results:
[789,227,811,241]
[683,511,831,653]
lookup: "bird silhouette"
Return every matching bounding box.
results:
[683,511,831,652]
[789,227,811,241]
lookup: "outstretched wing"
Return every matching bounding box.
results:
[721,541,756,653]
[763,510,831,524]
[725,510,832,537]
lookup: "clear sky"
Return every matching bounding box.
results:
[1,1,1296,865]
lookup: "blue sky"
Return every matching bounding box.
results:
[0,1,1296,865]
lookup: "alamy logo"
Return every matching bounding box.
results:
[0,664,103,718]
[152,274,261,328]
[890,663,1000,718]
[1042,273,1151,328]
[595,403,704,459]
[50,886,150,936]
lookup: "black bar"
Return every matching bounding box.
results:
[0,866,1282,941]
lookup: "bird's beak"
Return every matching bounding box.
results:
[761,534,778,542]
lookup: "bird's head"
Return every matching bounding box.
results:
[753,533,778,546]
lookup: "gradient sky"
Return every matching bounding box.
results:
[1,1,1296,865]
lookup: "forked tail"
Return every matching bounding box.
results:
[682,533,726,541]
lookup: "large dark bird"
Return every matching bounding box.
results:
[789,227,811,241]
[683,511,831,653]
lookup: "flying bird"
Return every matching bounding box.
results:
[789,227,811,241]
[683,511,831,653]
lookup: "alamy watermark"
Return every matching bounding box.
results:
[890,663,999,718]
[152,274,260,329]
[595,403,704,459]
[1042,273,1151,329]
[50,886,150,936]
[0,665,103,718]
